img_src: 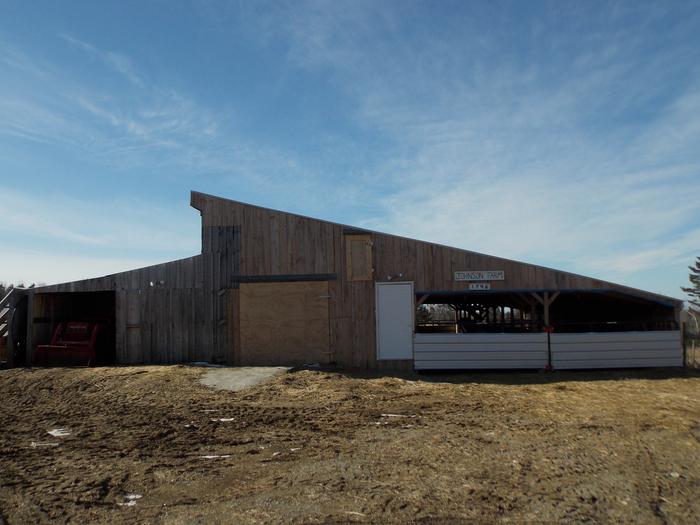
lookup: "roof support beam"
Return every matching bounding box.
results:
[542,291,560,328]
[530,292,545,306]
[528,291,560,328]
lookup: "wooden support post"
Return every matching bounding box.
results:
[25,293,33,367]
[516,293,534,329]
[542,291,560,329]
[681,321,687,367]
[5,294,15,369]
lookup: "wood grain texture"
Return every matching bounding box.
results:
[21,191,681,369]
[238,281,330,366]
[346,234,373,281]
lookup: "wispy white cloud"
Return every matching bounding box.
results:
[1,35,212,152]
[0,33,339,206]
[0,43,50,78]
[0,27,343,284]
[0,186,200,255]
[231,0,700,298]
[59,33,144,86]
[2,3,699,300]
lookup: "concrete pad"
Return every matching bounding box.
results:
[199,367,290,392]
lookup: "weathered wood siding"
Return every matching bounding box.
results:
[191,191,679,369]
[24,191,682,369]
[29,247,237,364]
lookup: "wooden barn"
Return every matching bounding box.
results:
[1,191,683,370]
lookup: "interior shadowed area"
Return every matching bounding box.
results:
[415,289,677,334]
[30,291,116,366]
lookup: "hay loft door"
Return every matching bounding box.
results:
[375,282,414,360]
[238,281,331,366]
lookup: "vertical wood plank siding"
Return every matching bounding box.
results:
[30,245,238,365]
[25,191,681,369]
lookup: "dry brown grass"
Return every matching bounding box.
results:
[1,366,699,524]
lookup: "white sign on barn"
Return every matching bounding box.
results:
[468,283,491,290]
[455,270,505,281]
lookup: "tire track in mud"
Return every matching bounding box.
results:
[1,367,699,524]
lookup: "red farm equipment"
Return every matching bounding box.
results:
[35,322,104,367]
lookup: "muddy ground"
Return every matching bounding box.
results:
[0,366,698,524]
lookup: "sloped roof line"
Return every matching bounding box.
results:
[191,190,682,305]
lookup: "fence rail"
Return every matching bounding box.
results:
[684,331,700,368]
[416,320,678,334]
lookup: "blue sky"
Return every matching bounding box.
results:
[1,0,699,300]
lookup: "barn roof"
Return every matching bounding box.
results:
[191,191,683,307]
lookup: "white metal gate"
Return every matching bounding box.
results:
[413,332,548,370]
[375,282,414,360]
[413,331,682,370]
[550,331,682,369]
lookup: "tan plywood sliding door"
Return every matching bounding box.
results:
[238,281,330,366]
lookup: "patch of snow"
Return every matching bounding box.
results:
[118,494,142,507]
[30,441,59,448]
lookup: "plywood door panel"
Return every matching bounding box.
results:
[239,281,330,366]
[346,235,372,281]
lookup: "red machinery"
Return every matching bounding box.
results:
[35,322,103,366]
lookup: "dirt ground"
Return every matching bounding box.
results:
[0,366,698,524]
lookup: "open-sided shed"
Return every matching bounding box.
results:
[3,191,683,370]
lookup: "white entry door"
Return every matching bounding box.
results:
[375,281,414,360]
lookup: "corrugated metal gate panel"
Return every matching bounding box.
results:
[413,333,548,370]
[551,331,682,369]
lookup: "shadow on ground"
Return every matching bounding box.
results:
[297,365,700,386]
